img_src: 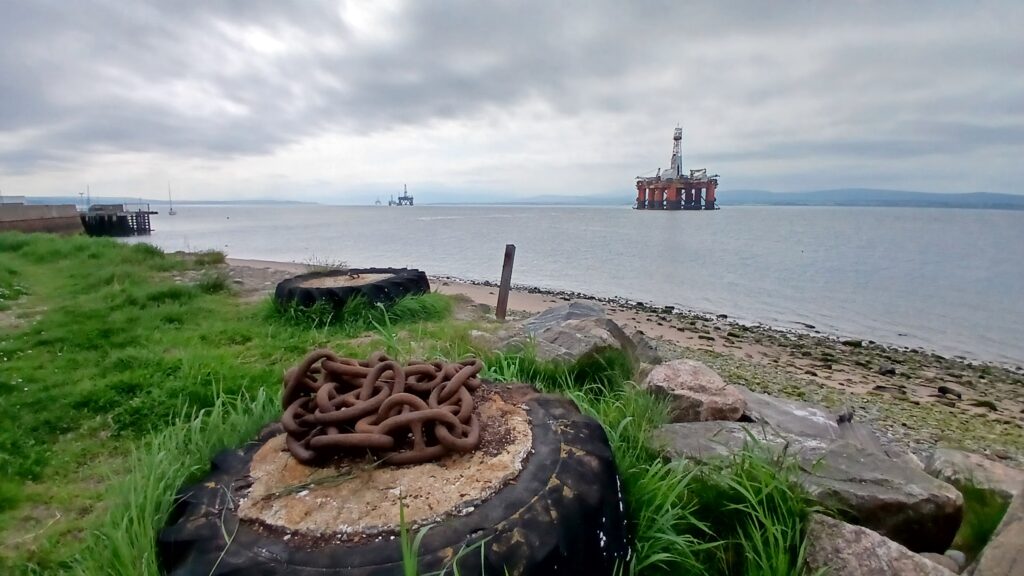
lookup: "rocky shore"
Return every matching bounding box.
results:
[226,259,1024,465]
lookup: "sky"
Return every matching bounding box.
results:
[0,1,1022,202]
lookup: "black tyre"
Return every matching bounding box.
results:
[274,268,430,310]
[157,392,629,576]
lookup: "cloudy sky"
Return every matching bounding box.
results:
[1,1,1021,202]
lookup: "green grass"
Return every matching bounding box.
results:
[0,231,816,575]
[951,482,1010,561]
[269,292,453,340]
[0,232,473,573]
[68,390,279,576]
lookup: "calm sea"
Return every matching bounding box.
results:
[127,205,1024,366]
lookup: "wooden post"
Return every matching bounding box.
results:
[496,244,516,321]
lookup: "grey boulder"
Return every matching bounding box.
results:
[654,421,963,552]
[511,301,638,363]
[737,385,839,438]
[926,448,1024,506]
[739,385,923,467]
[804,514,957,575]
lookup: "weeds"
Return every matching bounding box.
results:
[191,249,226,267]
[303,254,348,271]
[951,482,1010,561]
[195,269,232,294]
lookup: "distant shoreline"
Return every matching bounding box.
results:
[228,257,1023,370]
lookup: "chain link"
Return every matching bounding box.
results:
[281,350,483,465]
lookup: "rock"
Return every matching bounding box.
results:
[628,329,663,365]
[925,449,1024,506]
[842,339,864,348]
[837,405,855,423]
[516,301,638,363]
[970,399,999,412]
[804,514,958,575]
[922,552,963,573]
[939,399,959,408]
[468,329,501,351]
[879,364,899,376]
[642,360,745,422]
[938,385,963,399]
[737,386,839,438]
[972,484,1024,576]
[945,550,968,572]
[655,421,963,552]
[873,384,909,396]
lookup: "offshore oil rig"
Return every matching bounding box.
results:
[635,128,719,210]
[388,185,414,206]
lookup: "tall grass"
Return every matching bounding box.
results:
[269,292,453,338]
[69,389,279,576]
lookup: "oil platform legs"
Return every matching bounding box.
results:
[635,180,717,210]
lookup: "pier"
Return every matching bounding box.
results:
[80,203,156,236]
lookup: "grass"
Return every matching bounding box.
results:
[269,292,453,341]
[0,232,474,573]
[950,482,1010,561]
[68,390,279,576]
[0,231,816,575]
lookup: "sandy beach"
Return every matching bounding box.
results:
[226,257,1024,463]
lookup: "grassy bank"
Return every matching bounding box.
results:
[0,232,815,575]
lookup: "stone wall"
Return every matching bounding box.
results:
[0,204,84,234]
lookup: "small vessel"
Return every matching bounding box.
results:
[167,183,177,216]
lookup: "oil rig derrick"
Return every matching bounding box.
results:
[634,127,719,210]
[389,184,414,206]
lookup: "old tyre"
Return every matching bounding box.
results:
[273,268,430,309]
[157,392,629,576]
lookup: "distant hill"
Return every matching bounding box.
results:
[720,189,1024,210]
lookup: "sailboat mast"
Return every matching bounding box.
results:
[167,182,177,215]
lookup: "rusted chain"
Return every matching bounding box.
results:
[281,350,484,466]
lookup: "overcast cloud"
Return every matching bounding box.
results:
[0,1,1021,201]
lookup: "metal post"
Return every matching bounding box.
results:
[495,244,516,321]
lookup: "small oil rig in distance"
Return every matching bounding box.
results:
[388,185,414,206]
[635,128,719,210]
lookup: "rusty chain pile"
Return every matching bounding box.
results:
[281,350,484,466]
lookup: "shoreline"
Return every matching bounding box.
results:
[229,257,1018,370]
[225,256,1024,463]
